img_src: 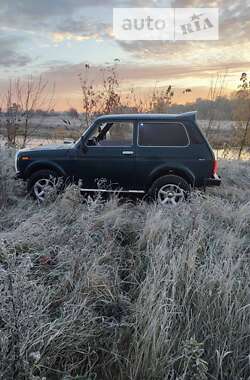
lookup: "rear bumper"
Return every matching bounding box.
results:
[204,174,221,187]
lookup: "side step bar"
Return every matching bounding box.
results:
[80,188,145,194]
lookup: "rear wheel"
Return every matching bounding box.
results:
[27,169,60,202]
[149,175,191,205]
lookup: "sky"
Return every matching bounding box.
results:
[0,0,250,110]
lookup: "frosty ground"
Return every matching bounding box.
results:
[0,148,249,380]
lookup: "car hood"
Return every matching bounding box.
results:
[20,143,74,153]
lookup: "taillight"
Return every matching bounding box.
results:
[213,160,218,175]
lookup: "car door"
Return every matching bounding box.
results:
[77,120,136,191]
[135,120,191,190]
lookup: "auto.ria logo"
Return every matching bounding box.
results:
[181,13,214,35]
[113,8,219,41]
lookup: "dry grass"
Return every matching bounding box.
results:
[0,147,249,380]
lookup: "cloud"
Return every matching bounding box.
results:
[0,1,104,25]
[52,32,99,43]
[120,38,250,60]
[113,0,250,64]
[0,0,140,32]
[0,1,88,33]
[1,0,249,49]
[0,57,244,110]
[40,60,250,93]
[115,0,250,67]
[21,59,245,110]
[52,19,113,43]
[0,0,249,88]
[0,0,116,46]
[0,35,31,67]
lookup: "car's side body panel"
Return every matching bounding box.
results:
[15,112,221,193]
[70,145,136,190]
[134,118,214,190]
[18,149,72,179]
[70,119,137,189]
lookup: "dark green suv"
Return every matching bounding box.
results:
[15,112,221,204]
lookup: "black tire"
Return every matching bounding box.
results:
[27,169,59,201]
[148,175,191,205]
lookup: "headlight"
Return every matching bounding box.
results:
[15,151,19,172]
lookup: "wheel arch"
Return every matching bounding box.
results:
[147,165,195,190]
[24,161,66,179]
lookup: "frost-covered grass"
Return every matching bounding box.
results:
[0,148,249,380]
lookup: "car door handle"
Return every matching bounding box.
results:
[122,151,134,155]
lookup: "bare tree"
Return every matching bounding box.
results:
[16,76,55,147]
[67,107,79,119]
[3,81,22,146]
[79,62,121,130]
[101,65,121,114]
[2,76,54,148]
[149,84,174,113]
[233,73,250,159]
[206,72,228,139]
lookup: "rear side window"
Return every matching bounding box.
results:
[138,122,189,147]
[186,122,205,144]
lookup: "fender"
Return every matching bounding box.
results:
[148,163,195,189]
[23,160,67,179]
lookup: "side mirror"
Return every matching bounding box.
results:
[64,138,74,144]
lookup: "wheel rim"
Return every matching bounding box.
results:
[33,178,56,201]
[158,184,185,205]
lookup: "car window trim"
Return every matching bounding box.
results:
[87,144,134,148]
[137,121,190,148]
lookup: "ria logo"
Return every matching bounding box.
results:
[175,8,219,40]
[113,8,219,41]
[180,13,214,35]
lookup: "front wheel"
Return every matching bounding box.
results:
[27,169,61,202]
[149,175,191,205]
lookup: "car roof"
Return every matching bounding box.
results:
[94,111,197,123]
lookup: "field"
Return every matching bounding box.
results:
[0,148,249,380]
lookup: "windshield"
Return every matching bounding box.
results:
[75,121,95,146]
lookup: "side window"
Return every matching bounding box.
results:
[138,122,189,147]
[87,121,133,146]
[186,122,205,144]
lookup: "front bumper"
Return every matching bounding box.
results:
[204,174,221,187]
